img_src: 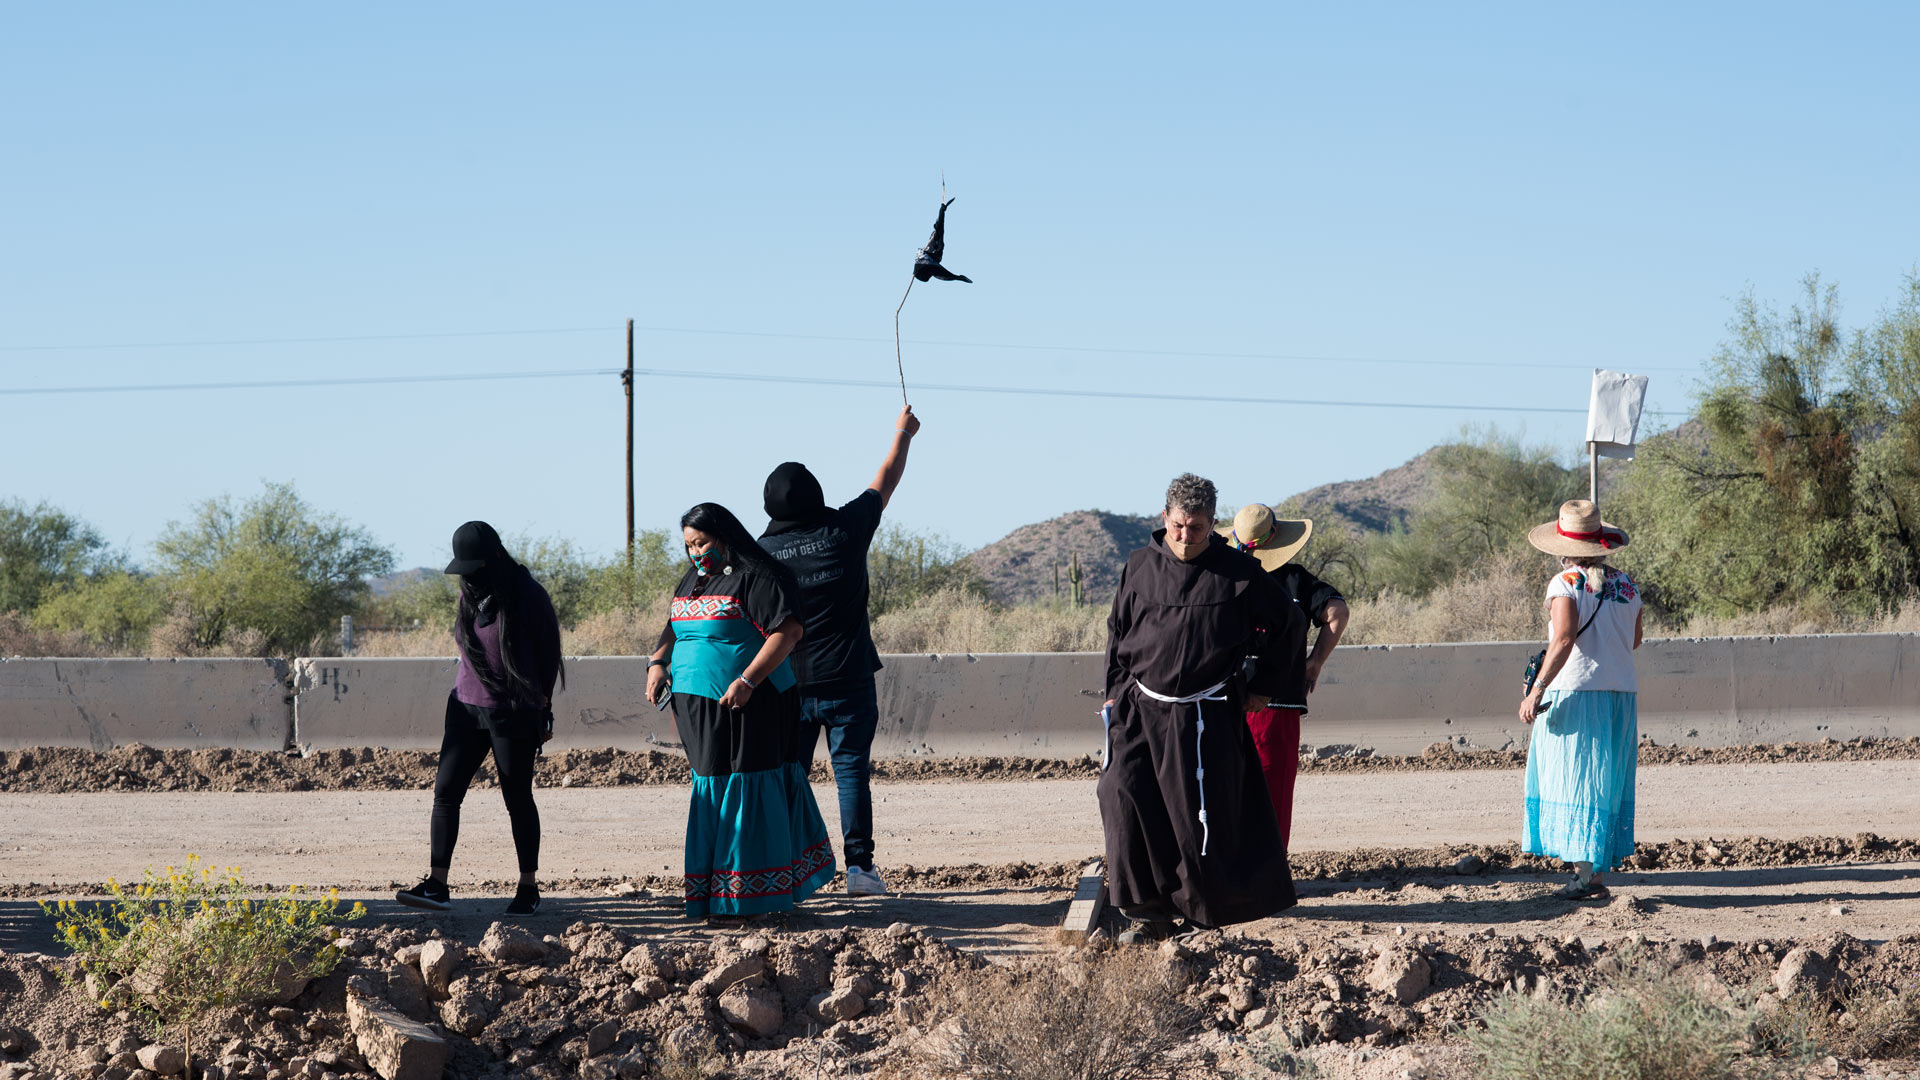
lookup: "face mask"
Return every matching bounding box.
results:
[690,549,723,576]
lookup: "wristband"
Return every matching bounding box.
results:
[897,429,911,435]
[736,675,757,690]
[647,658,668,669]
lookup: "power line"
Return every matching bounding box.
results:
[629,367,1681,416]
[0,364,1678,417]
[0,369,616,395]
[0,320,1701,374]
[631,324,1702,374]
[0,326,613,352]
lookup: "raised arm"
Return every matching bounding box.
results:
[869,406,922,509]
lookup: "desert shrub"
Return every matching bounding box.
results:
[922,945,1198,1080]
[44,855,363,1077]
[145,605,270,658]
[1471,948,1805,1080]
[0,610,103,657]
[868,526,987,618]
[1757,984,1920,1061]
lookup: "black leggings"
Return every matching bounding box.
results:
[430,696,542,874]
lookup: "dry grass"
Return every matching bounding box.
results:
[349,625,456,657]
[1345,552,1549,645]
[872,586,1107,654]
[917,945,1198,1080]
[564,598,671,656]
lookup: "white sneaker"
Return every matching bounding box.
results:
[846,865,888,896]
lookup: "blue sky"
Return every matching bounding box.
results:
[4,4,1917,569]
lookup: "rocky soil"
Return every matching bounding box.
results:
[5,736,1918,795]
[4,917,1919,1079]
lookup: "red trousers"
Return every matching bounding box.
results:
[1243,706,1301,848]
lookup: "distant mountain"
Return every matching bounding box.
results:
[1276,446,1444,535]
[962,509,1156,607]
[368,567,437,597]
[965,449,1448,605]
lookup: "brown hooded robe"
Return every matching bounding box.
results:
[1097,530,1307,927]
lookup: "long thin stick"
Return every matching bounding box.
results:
[893,273,916,406]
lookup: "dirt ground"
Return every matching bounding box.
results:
[6,751,1920,1077]
[4,735,1918,793]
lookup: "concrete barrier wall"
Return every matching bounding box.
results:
[286,634,1920,757]
[8,635,1918,756]
[1310,634,1920,756]
[0,657,290,750]
[289,657,674,751]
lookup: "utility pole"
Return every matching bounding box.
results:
[623,319,635,589]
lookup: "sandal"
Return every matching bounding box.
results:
[1117,918,1176,945]
[1555,880,1610,901]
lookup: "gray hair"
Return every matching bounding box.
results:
[1560,554,1614,594]
[1164,473,1217,520]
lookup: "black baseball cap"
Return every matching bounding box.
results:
[444,520,504,575]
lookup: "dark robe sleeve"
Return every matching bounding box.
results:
[1244,570,1307,699]
[1104,560,1133,699]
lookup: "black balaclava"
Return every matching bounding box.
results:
[763,462,829,536]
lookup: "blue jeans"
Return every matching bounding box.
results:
[802,680,879,871]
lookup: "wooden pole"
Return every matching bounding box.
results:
[624,319,635,579]
[1588,441,1598,504]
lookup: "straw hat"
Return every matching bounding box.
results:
[1216,504,1312,571]
[1527,500,1630,558]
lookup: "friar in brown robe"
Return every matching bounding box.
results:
[1098,473,1308,935]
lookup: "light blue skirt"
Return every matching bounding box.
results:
[1523,690,1637,871]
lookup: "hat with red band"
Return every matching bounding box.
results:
[1527,500,1630,558]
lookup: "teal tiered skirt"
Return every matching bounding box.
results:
[1523,690,1637,871]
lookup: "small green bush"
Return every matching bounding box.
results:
[44,855,363,1077]
[1470,949,1806,1080]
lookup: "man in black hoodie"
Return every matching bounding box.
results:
[760,405,921,896]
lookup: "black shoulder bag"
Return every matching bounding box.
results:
[1522,597,1603,694]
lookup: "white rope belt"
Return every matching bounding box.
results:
[1134,678,1229,856]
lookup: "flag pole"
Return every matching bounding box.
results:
[1588,441,1598,504]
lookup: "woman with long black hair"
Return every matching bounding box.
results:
[647,502,835,924]
[397,520,563,916]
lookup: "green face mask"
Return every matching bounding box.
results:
[690,549,723,577]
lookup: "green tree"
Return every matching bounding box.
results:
[1365,431,1583,597]
[152,482,395,652]
[1610,273,1918,618]
[33,571,169,650]
[0,499,110,614]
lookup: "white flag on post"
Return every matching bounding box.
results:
[1587,369,1649,460]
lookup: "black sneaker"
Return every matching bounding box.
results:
[505,883,541,916]
[395,876,451,912]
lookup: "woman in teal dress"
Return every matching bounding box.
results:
[1517,500,1645,901]
[645,502,835,923]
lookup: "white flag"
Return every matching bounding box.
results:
[1587,369,1649,460]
